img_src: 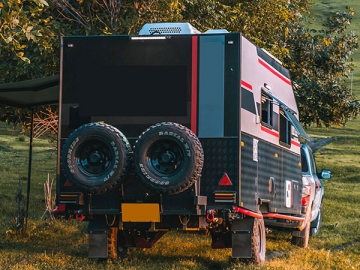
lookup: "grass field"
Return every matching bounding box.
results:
[2,123,360,269]
[1,1,360,269]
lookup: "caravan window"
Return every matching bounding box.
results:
[261,91,273,127]
[279,108,291,146]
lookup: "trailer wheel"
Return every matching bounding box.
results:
[251,218,266,264]
[291,219,310,248]
[60,122,131,194]
[134,122,204,194]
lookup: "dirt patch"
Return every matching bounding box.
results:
[331,241,360,251]
[266,251,286,260]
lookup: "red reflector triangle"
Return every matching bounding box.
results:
[64,180,72,187]
[219,173,232,186]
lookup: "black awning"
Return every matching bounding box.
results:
[0,75,60,233]
[0,75,59,108]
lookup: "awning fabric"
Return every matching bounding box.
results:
[0,75,60,232]
[0,75,59,108]
[283,109,309,140]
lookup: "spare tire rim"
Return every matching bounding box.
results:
[146,139,184,176]
[76,139,112,176]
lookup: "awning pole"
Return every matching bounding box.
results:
[24,107,34,232]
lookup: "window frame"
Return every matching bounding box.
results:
[279,108,292,147]
[261,90,273,128]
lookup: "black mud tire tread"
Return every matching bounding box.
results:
[133,122,204,195]
[310,207,322,236]
[60,122,132,194]
[291,220,310,248]
[251,218,266,264]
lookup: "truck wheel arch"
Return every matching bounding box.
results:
[133,122,204,194]
[60,122,132,194]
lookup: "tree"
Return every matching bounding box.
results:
[49,0,184,35]
[180,0,360,126]
[0,0,358,128]
[285,8,359,127]
[0,0,59,83]
[0,0,61,126]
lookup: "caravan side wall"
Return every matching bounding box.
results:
[239,36,302,214]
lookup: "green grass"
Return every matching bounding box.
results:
[2,123,360,269]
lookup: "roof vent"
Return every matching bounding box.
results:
[204,29,229,34]
[139,23,201,35]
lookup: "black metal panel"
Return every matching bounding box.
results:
[224,34,240,137]
[89,187,121,211]
[241,88,256,114]
[61,35,193,138]
[240,134,258,211]
[240,133,302,214]
[121,176,196,214]
[257,139,281,210]
[161,188,197,214]
[278,148,302,213]
[200,138,239,207]
[122,176,157,201]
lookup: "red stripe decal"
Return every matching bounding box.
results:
[258,58,291,85]
[241,80,253,90]
[191,36,198,134]
[291,140,300,147]
[261,125,279,138]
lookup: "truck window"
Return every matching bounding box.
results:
[279,108,291,146]
[301,147,309,173]
[261,91,273,127]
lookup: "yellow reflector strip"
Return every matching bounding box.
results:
[214,192,236,203]
[121,203,160,222]
[60,194,77,198]
[215,193,234,196]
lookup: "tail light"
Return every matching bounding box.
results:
[301,175,312,207]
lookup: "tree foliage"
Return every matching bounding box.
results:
[0,0,59,83]
[286,8,359,127]
[0,0,60,126]
[49,0,184,34]
[0,0,359,128]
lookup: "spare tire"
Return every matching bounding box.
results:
[134,122,204,194]
[60,122,132,194]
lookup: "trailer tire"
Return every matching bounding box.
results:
[134,122,204,194]
[60,122,132,194]
[251,218,266,264]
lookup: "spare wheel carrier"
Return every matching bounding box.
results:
[60,122,132,194]
[133,122,204,194]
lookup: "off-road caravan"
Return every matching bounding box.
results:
[54,22,312,263]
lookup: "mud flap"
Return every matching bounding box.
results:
[231,218,255,258]
[88,232,108,258]
[88,219,110,258]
